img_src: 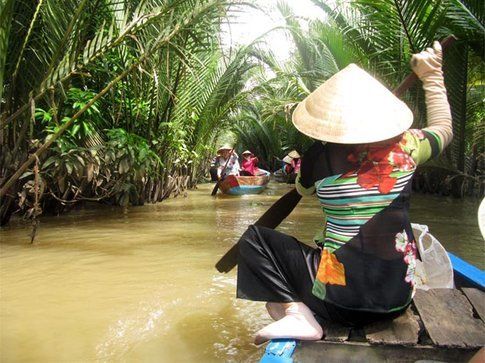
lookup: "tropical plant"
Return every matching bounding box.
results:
[0,0,258,225]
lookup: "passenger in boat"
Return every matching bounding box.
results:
[240,150,260,176]
[281,155,292,173]
[236,42,453,344]
[281,150,301,176]
[240,150,269,177]
[215,145,240,179]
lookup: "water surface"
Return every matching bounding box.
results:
[1,183,482,362]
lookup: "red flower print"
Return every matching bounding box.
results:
[368,144,395,161]
[342,134,415,194]
[357,161,396,194]
[404,241,417,261]
[395,230,418,286]
[347,145,372,163]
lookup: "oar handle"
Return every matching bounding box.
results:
[393,35,457,97]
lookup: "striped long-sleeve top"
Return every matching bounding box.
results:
[295,127,451,313]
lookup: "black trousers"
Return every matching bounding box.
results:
[209,166,218,181]
[236,225,405,327]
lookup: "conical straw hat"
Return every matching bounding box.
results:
[282,156,293,164]
[242,150,253,155]
[292,64,413,144]
[217,144,233,153]
[288,150,300,159]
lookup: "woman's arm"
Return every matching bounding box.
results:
[252,157,259,166]
[411,41,453,152]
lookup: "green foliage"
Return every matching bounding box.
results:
[105,128,162,178]
[0,0,257,223]
[231,2,362,169]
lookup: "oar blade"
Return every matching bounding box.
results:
[215,243,239,273]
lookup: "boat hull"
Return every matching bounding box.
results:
[219,173,270,195]
[273,170,296,184]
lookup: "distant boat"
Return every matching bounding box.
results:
[273,169,296,184]
[219,171,270,195]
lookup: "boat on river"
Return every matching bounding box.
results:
[219,171,271,195]
[273,169,296,184]
[260,252,485,363]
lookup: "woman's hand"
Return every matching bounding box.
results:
[411,41,443,80]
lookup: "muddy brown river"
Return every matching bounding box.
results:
[1,183,483,362]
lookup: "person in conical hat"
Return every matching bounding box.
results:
[240,150,269,176]
[236,41,453,344]
[240,150,258,176]
[284,150,301,175]
[291,63,414,144]
[214,145,240,179]
[282,155,293,164]
[274,154,296,182]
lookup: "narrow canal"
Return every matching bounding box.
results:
[0,184,483,362]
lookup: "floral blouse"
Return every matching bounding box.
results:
[296,129,443,313]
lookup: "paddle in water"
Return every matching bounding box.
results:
[215,36,457,273]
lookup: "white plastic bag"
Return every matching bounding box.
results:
[412,223,454,290]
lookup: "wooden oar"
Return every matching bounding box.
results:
[211,148,235,196]
[215,36,456,273]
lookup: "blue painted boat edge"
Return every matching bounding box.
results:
[227,185,267,195]
[260,339,297,363]
[449,252,485,290]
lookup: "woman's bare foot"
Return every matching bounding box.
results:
[255,302,324,345]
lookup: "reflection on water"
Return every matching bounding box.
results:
[0,183,483,362]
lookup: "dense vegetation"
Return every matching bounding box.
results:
[0,0,483,227]
[0,0,256,225]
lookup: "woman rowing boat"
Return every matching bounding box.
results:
[236,42,453,344]
[213,145,240,179]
